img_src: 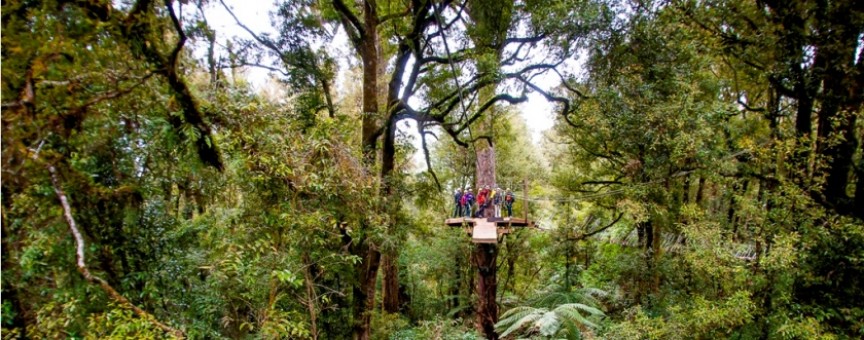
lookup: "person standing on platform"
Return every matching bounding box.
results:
[504,189,515,217]
[453,188,463,217]
[462,188,474,217]
[476,186,489,217]
[492,186,502,217]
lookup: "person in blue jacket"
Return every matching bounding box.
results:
[453,188,463,217]
[462,188,475,217]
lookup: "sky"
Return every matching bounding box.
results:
[203,0,564,165]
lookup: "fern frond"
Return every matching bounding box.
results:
[558,303,605,316]
[537,311,561,336]
[496,307,546,338]
[554,304,600,330]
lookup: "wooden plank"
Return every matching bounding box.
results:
[445,217,475,226]
[472,220,498,244]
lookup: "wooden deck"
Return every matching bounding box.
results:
[445,217,537,244]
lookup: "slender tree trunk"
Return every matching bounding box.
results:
[450,251,462,316]
[302,253,320,340]
[695,176,706,206]
[565,239,572,290]
[380,113,406,314]
[382,254,400,313]
[682,173,691,204]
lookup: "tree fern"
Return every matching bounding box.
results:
[498,306,544,337]
[495,296,606,339]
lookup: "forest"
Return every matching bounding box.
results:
[2,0,863,339]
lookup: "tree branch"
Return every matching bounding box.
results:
[164,0,186,68]
[39,158,184,338]
[332,0,366,41]
[418,122,442,191]
[379,7,411,24]
[517,76,579,128]
[502,33,547,45]
[577,213,624,239]
[454,92,529,134]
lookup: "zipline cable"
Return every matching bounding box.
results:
[432,1,475,152]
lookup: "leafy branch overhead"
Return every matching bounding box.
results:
[3,0,863,339]
[2,0,224,171]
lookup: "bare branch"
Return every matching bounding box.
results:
[517,76,581,129]
[219,0,282,54]
[418,122,442,191]
[38,157,184,338]
[503,33,547,45]
[576,213,624,240]
[737,97,766,112]
[164,0,187,68]
[222,62,290,76]
[454,92,529,134]
[552,68,588,98]
[420,50,471,65]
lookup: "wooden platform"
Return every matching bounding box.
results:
[444,217,537,244]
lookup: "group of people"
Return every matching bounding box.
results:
[453,186,516,218]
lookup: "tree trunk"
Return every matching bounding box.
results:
[471,87,499,335]
[473,243,499,340]
[380,112,405,314]
[360,9,379,165]
[450,250,462,317]
[382,254,400,313]
[354,2,382,338]
[815,7,858,208]
[682,172,691,204]
[817,54,858,208]
[475,145,496,217]
[302,253,319,340]
[695,176,706,206]
[352,247,381,340]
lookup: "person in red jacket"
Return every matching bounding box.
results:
[476,186,490,217]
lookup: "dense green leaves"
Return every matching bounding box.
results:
[2,0,862,338]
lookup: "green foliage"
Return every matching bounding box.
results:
[390,318,481,340]
[497,303,604,339]
[2,0,862,339]
[85,305,176,340]
[605,291,757,339]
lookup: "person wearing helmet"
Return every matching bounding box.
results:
[461,188,474,217]
[504,188,516,217]
[453,188,463,217]
[477,185,489,217]
[492,186,503,217]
